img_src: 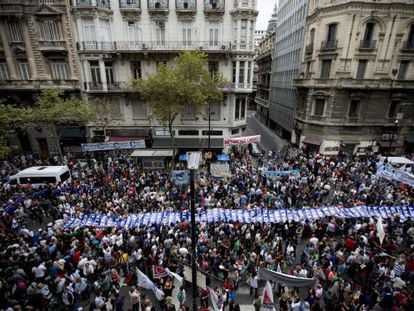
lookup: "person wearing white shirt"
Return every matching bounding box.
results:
[32,262,47,279]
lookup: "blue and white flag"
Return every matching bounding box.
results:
[136,268,164,301]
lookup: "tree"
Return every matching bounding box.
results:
[31,88,94,157]
[91,97,123,138]
[0,101,31,159]
[132,51,224,169]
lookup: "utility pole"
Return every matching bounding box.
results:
[187,152,201,311]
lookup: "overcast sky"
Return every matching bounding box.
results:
[256,0,278,30]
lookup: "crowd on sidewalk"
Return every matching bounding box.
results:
[0,147,413,310]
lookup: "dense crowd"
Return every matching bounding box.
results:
[0,148,413,310]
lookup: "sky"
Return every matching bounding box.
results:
[256,0,278,30]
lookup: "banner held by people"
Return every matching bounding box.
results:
[136,268,165,301]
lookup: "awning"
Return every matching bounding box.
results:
[152,138,224,149]
[130,149,174,157]
[377,140,403,148]
[107,136,144,142]
[302,137,322,145]
[342,140,359,145]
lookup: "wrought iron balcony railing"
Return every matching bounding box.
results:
[359,40,376,50]
[119,0,140,9]
[321,40,337,50]
[176,0,196,10]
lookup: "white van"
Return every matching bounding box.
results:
[7,166,71,187]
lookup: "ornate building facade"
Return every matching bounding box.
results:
[0,0,82,157]
[69,0,258,150]
[295,0,414,155]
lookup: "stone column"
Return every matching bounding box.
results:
[243,61,248,86]
[22,16,38,79]
[236,19,241,50]
[99,59,107,90]
[250,61,254,86]
[235,60,240,85]
[0,21,18,79]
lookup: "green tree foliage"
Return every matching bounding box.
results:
[0,88,93,159]
[132,51,224,169]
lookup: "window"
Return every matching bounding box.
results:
[314,99,325,117]
[208,61,218,77]
[397,61,409,80]
[41,21,60,41]
[235,98,242,119]
[105,62,114,85]
[182,105,195,119]
[128,21,140,47]
[82,18,95,42]
[99,18,111,42]
[407,24,414,44]
[209,102,220,121]
[131,61,141,79]
[320,60,331,79]
[240,19,247,46]
[155,21,165,45]
[348,100,360,117]
[132,101,146,119]
[231,128,239,135]
[60,171,71,182]
[356,60,368,79]
[247,62,251,84]
[182,22,192,46]
[20,176,56,184]
[178,130,199,136]
[363,23,375,42]
[241,98,246,119]
[239,61,245,84]
[388,101,399,118]
[51,62,68,80]
[326,23,337,46]
[232,61,236,83]
[209,23,219,46]
[110,98,122,119]
[309,28,315,45]
[0,63,9,80]
[19,62,31,80]
[202,130,223,136]
[8,22,23,43]
[89,61,101,84]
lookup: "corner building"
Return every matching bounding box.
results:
[0,0,82,157]
[295,0,414,155]
[70,0,258,150]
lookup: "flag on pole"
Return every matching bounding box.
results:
[376,217,385,245]
[208,287,220,311]
[152,265,169,279]
[260,281,276,311]
[136,268,165,301]
[165,268,183,284]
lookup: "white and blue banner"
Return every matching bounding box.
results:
[63,205,414,229]
[376,163,414,187]
[81,140,145,152]
[263,170,300,180]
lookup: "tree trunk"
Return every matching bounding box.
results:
[168,120,177,172]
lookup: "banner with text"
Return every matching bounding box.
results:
[81,140,145,152]
[376,163,414,187]
[224,135,261,146]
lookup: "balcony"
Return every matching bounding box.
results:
[233,0,255,9]
[204,0,225,17]
[72,0,111,10]
[85,81,133,92]
[78,40,232,53]
[0,79,79,90]
[176,0,196,16]
[38,40,67,51]
[305,43,313,55]
[0,0,23,15]
[309,115,326,122]
[78,41,115,51]
[401,41,414,52]
[119,0,141,10]
[148,0,169,15]
[320,40,337,51]
[359,40,376,50]
[219,83,253,93]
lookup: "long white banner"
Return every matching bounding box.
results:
[81,140,145,152]
[376,164,414,187]
[63,205,414,229]
[223,135,261,146]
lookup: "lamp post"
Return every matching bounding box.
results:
[187,152,201,311]
[388,119,399,157]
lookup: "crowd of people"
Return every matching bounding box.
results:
[0,147,413,311]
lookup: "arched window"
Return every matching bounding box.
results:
[361,22,376,49]
[41,20,60,41]
[404,24,414,50]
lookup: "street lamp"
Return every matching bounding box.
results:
[187,152,201,311]
[388,119,399,157]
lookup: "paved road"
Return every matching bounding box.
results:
[245,110,290,153]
